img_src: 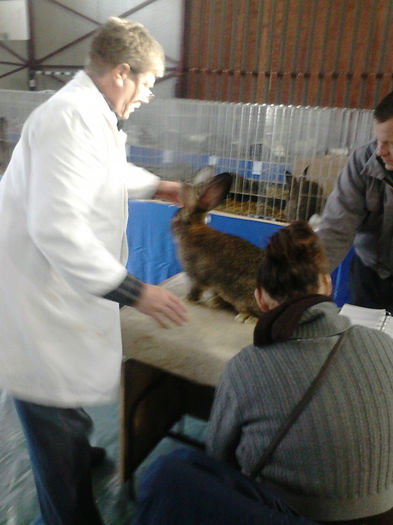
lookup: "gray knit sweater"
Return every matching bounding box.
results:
[206,302,393,521]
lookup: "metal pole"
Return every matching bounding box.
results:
[26,0,36,90]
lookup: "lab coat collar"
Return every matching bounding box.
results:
[73,70,120,133]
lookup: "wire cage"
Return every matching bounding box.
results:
[0,89,55,175]
[0,90,374,221]
[124,98,374,222]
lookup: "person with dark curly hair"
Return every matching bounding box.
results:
[135,221,393,525]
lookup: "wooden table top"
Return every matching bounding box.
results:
[120,272,255,387]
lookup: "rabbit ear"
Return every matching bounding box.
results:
[193,166,216,185]
[301,166,310,178]
[180,182,198,210]
[197,172,233,211]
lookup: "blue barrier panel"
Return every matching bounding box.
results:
[126,200,182,284]
[209,213,282,248]
[331,247,353,307]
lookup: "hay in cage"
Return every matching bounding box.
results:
[0,90,374,222]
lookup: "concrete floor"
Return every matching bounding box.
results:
[0,389,207,525]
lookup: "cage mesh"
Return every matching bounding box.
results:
[0,90,374,222]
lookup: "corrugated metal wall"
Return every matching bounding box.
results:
[180,0,393,108]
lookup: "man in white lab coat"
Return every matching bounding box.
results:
[0,17,187,524]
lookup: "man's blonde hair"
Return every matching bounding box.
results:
[87,17,165,77]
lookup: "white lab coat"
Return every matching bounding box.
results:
[0,71,159,406]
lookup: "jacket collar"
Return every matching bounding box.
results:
[254,295,332,345]
[361,140,391,182]
[71,70,120,133]
[254,301,350,347]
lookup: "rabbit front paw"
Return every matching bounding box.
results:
[187,286,204,303]
[206,294,232,310]
[234,312,258,324]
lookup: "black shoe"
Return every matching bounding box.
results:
[90,446,106,468]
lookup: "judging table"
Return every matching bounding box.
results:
[119,272,255,488]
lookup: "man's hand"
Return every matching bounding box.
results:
[135,283,188,328]
[154,180,183,206]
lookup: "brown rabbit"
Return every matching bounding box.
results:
[171,171,263,322]
[285,167,326,222]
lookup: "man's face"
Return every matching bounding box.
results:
[374,117,393,171]
[115,69,156,120]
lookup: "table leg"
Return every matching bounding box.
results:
[119,359,185,489]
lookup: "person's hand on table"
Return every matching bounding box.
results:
[135,283,188,328]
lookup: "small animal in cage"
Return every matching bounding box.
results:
[171,170,263,322]
[249,142,272,160]
[285,167,326,222]
[249,142,286,161]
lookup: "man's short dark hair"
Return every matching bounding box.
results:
[374,91,393,123]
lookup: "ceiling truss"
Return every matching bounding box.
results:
[0,0,182,89]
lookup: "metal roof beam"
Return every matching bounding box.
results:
[46,0,101,26]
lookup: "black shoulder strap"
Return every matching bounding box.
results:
[249,328,349,480]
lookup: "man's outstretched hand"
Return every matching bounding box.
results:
[135,283,188,328]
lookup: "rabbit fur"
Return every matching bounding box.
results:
[285,167,326,222]
[171,170,262,322]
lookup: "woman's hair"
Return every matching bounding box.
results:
[87,17,165,77]
[257,220,329,302]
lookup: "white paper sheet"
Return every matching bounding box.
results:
[339,304,386,330]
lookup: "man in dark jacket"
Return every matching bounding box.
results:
[318,90,393,311]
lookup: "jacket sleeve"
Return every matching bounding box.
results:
[103,272,143,305]
[206,360,242,468]
[124,162,160,200]
[26,105,128,296]
[318,147,370,272]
